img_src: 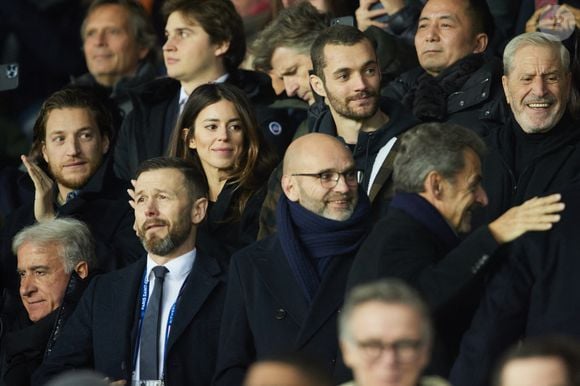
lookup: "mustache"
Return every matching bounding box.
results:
[524,96,557,104]
[346,90,378,103]
[141,219,169,232]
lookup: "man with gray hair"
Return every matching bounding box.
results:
[339,279,450,386]
[347,122,564,375]
[476,31,580,227]
[1,218,96,386]
[72,0,158,114]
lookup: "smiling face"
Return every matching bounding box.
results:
[187,99,245,176]
[163,11,227,91]
[82,4,148,87]
[18,242,70,322]
[134,168,200,260]
[502,44,571,134]
[414,0,486,77]
[283,135,359,221]
[437,148,488,233]
[41,107,110,199]
[271,47,315,105]
[310,40,381,122]
[341,301,430,386]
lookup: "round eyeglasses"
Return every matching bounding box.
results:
[291,170,363,188]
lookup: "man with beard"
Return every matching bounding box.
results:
[347,122,565,376]
[214,134,371,385]
[0,87,143,297]
[32,157,227,386]
[473,32,580,227]
[257,25,418,238]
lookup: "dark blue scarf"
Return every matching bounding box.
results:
[276,190,371,303]
[390,192,460,250]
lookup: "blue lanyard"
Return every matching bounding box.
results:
[132,270,182,378]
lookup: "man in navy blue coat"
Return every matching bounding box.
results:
[32,157,226,386]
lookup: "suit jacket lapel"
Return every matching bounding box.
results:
[253,238,309,326]
[165,251,222,353]
[294,254,354,349]
[109,258,147,371]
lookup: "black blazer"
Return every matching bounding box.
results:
[213,236,352,386]
[31,252,226,386]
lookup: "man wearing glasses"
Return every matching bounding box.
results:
[340,279,450,386]
[214,133,372,386]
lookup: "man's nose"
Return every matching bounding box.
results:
[531,77,548,97]
[65,137,81,156]
[476,185,489,207]
[283,77,299,97]
[19,275,36,297]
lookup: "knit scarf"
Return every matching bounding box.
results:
[276,190,371,303]
[402,53,485,121]
[390,192,460,250]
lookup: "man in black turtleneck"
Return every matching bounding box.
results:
[477,31,580,226]
[450,32,580,386]
[383,0,506,135]
[214,134,372,386]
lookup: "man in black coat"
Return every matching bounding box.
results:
[0,218,96,386]
[213,134,372,386]
[475,32,580,225]
[347,122,564,376]
[32,157,227,386]
[0,87,143,296]
[450,31,580,386]
[113,0,294,181]
[382,0,507,135]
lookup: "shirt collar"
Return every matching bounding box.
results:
[145,249,196,281]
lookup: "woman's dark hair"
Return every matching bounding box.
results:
[168,83,277,217]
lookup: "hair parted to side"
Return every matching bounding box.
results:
[339,279,433,345]
[251,2,329,72]
[503,32,570,75]
[161,0,245,72]
[393,122,486,193]
[310,24,374,80]
[12,218,97,274]
[492,335,580,386]
[168,83,277,217]
[135,156,209,201]
[81,0,158,64]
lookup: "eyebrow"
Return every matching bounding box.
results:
[47,127,95,135]
[332,60,377,75]
[18,265,50,272]
[419,14,457,22]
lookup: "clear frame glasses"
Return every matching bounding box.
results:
[291,169,363,188]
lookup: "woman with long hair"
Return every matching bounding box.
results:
[169,82,278,264]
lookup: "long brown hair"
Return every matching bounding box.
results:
[168,83,277,217]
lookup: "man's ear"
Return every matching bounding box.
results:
[423,170,445,200]
[281,175,299,202]
[191,197,208,225]
[214,40,230,57]
[501,75,511,105]
[309,74,327,98]
[473,33,488,54]
[74,261,89,279]
[101,135,110,155]
[41,142,48,163]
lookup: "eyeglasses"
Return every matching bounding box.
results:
[354,339,424,363]
[291,170,363,188]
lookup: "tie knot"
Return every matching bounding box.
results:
[152,266,168,280]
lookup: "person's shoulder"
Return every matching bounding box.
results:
[130,77,180,104]
[231,235,279,265]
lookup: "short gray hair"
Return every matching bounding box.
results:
[339,279,433,345]
[12,218,97,273]
[393,122,486,193]
[503,32,570,75]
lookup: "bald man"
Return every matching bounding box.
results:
[214,134,372,386]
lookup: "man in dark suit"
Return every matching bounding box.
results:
[213,133,372,385]
[32,157,227,386]
[347,122,565,376]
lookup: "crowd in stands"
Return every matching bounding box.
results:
[3,0,580,385]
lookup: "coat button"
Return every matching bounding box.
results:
[481,92,487,98]
[275,308,287,320]
[459,100,465,107]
